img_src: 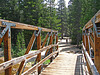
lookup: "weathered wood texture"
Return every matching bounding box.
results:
[22,51,59,75]
[41,52,83,75]
[17,32,36,75]
[82,10,100,74]
[85,32,91,74]
[35,33,49,64]
[37,33,41,74]
[4,30,12,75]
[50,35,53,62]
[82,43,99,75]
[0,44,57,72]
[42,34,49,48]
[0,19,57,32]
[94,33,100,74]
[45,34,55,57]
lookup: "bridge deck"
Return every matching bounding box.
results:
[41,39,86,75]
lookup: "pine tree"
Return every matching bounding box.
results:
[57,0,67,39]
[68,0,82,46]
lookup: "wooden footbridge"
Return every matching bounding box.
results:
[0,10,100,75]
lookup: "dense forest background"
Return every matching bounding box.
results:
[0,0,100,57]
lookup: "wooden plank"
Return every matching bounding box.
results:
[0,19,57,32]
[37,33,41,74]
[83,10,100,31]
[17,32,36,75]
[4,30,12,75]
[22,51,59,75]
[0,44,57,72]
[94,32,100,74]
[41,52,79,75]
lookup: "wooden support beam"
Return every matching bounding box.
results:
[94,33,100,74]
[82,35,85,46]
[37,33,41,74]
[85,31,91,74]
[4,30,12,75]
[0,19,57,32]
[0,44,57,72]
[90,32,94,39]
[35,33,49,63]
[0,37,3,45]
[45,34,55,57]
[22,51,59,75]
[42,33,49,48]
[82,44,99,75]
[50,35,53,62]
[56,35,58,56]
[17,32,36,75]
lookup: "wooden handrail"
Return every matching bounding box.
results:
[82,10,100,74]
[0,19,57,32]
[0,44,57,72]
[82,43,99,75]
[0,19,58,75]
[22,51,59,75]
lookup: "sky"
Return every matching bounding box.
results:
[65,0,70,7]
[55,0,70,7]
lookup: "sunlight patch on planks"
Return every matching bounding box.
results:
[41,52,83,75]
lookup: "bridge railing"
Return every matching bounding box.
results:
[0,19,59,75]
[82,10,100,75]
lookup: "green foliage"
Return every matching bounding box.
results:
[67,0,82,46]
[12,32,26,57]
[67,0,100,46]
[43,59,50,64]
[57,0,68,39]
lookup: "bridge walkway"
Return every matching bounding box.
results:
[41,39,87,75]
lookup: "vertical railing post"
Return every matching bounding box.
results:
[82,33,85,46]
[94,32,100,74]
[4,30,12,75]
[50,33,53,62]
[37,33,41,74]
[56,33,58,55]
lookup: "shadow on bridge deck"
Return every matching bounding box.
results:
[74,55,84,75]
[41,39,87,75]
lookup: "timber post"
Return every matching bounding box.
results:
[50,32,53,62]
[37,31,41,74]
[85,29,91,74]
[56,33,58,55]
[0,19,58,75]
[94,32,100,74]
[4,30,12,75]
